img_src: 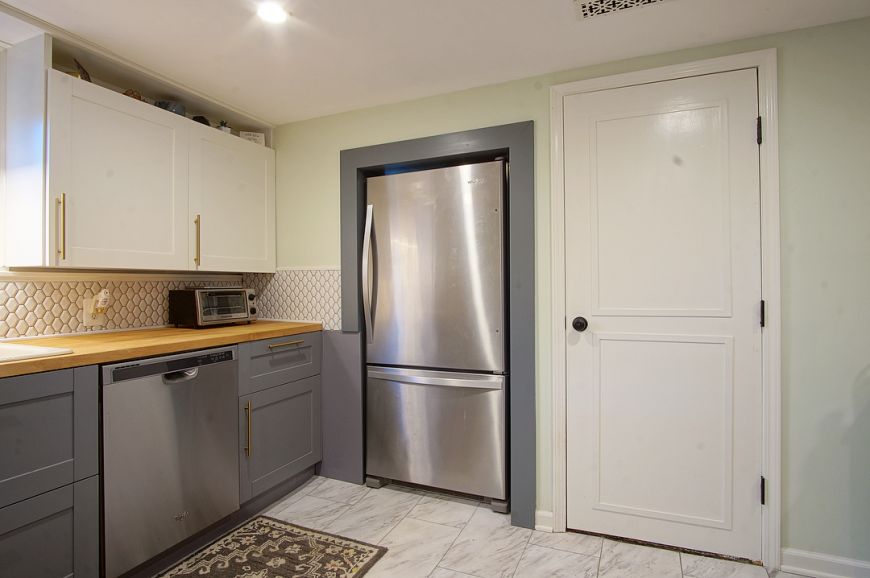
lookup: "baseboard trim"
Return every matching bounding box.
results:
[535,509,554,532]
[781,548,870,578]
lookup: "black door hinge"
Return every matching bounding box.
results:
[760,476,766,505]
[760,299,766,328]
[757,116,763,145]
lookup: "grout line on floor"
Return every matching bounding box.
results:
[373,486,425,546]
[506,520,534,578]
[429,505,483,577]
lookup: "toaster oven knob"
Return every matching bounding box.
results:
[250,307,257,315]
[248,293,256,301]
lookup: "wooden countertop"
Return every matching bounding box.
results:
[0,321,323,378]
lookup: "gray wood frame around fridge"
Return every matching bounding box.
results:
[336,121,535,528]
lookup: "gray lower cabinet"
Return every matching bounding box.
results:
[0,366,100,577]
[0,475,100,577]
[239,375,322,502]
[239,333,323,503]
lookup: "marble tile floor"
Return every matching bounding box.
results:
[264,476,809,578]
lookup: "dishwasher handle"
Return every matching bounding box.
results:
[162,368,199,384]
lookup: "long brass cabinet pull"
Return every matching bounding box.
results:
[194,214,201,266]
[268,340,304,350]
[244,400,252,457]
[56,193,66,260]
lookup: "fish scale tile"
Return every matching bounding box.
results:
[0,278,238,339]
[244,268,341,330]
[0,269,338,338]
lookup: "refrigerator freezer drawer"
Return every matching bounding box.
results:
[366,367,506,500]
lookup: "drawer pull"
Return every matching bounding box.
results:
[268,340,304,350]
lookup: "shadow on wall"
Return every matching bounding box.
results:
[791,362,870,561]
[851,365,870,557]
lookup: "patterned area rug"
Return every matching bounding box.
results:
[158,516,387,578]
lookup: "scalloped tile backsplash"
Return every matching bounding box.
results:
[243,268,341,330]
[0,279,239,339]
[0,268,342,339]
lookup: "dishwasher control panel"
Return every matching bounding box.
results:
[108,348,236,383]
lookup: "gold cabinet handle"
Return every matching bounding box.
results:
[56,193,66,260]
[194,214,201,266]
[268,339,304,350]
[244,400,252,457]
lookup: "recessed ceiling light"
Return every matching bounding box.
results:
[257,2,289,24]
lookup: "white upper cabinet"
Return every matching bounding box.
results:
[3,34,276,273]
[189,124,276,273]
[47,70,190,270]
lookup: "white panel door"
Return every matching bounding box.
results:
[47,70,189,270]
[189,125,275,273]
[564,69,762,559]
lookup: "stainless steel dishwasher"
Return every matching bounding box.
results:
[102,346,239,577]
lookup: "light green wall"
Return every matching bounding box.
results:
[274,17,870,561]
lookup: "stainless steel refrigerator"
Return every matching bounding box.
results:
[364,160,507,504]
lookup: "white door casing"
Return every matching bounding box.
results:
[562,68,764,559]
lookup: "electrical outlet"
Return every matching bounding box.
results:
[83,297,107,327]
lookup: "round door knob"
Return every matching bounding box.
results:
[572,317,588,332]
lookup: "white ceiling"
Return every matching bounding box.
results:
[0,7,40,46]
[3,0,870,125]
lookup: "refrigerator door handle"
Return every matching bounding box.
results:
[362,204,374,343]
[367,368,504,390]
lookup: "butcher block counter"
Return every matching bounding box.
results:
[0,320,322,378]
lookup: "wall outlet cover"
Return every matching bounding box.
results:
[82,297,107,327]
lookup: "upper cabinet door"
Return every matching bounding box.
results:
[47,70,189,270]
[189,125,276,273]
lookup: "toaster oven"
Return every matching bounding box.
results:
[168,288,257,328]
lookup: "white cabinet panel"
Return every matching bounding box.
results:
[47,71,189,270]
[189,126,275,273]
[3,35,275,273]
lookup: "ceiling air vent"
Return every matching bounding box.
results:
[574,0,671,19]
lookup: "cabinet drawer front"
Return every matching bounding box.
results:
[0,483,74,576]
[239,332,322,394]
[0,370,75,509]
[0,476,99,578]
[239,376,322,502]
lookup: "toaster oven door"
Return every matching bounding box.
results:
[197,290,249,323]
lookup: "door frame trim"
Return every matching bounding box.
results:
[549,49,781,568]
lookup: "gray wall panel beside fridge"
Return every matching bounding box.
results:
[320,330,365,484]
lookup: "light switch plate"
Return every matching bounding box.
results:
[82,297,107,327]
